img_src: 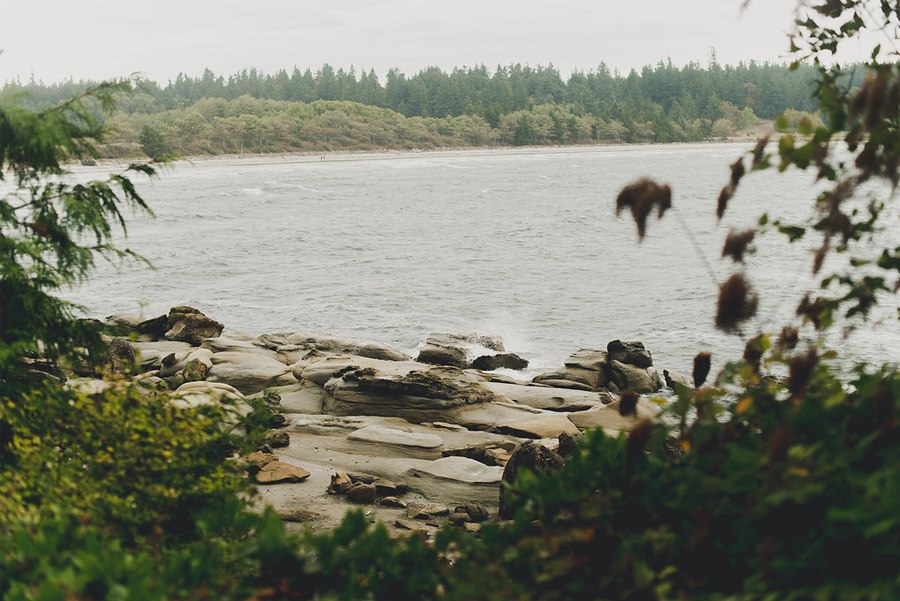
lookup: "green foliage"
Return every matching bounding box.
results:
[4,60,827,156]
[0,82,161,395]
[2,4,898,601]
[719,0,899,330]
[0,381,248,537]
[454,356,899,601]
[138,124,168,158]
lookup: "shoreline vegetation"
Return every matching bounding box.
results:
[4,61,829,159]
[74,134,775,169]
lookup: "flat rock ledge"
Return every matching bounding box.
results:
[92,306,672,535]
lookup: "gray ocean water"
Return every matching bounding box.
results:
[63,143,899,378]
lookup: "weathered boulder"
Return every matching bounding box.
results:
[533,348,610,391]
[255,460,310,484]
[207,351,296,394]
[608,360,662,394]
[104,313,143,332]
[164,306,224,346]
[407,456,504,484]
[347,425,443,449]
[470,353,529,371]
[201,335,277,357]
[265,430,290,448]
[499,443,566,519]
[136,314,169,339]
[607,340,653,368]
[567,397,659,433]
[416,333,504,368]
[456,502,488,522]
[258,382,326,414]
[483,381,612,412]
[496,414,581,439]
[274,345,316,365]
[557,432,580,458]
[106,338,137,373]
[301,355,423,386]
[129,340,194,368]
[324,365,497,421]
[159,348,213,379]
[346,483,377,504]
[380,496,407,509]
[285,334,411,362]
[171,381,251,416]
[442,441,517,467]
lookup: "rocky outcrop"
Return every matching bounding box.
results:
[285,334,411,362]
[324,365,497,420]
[607,340,653,369]
[207,351,296,394]
[347,425,444,449]
[407,456,504,484]
[533,348,610,391]
[483,381,613,412]
[164,306,224,345]
[496,414,580,439]
[499,443,565,519]
[608,360,663,394]
[416,333,505,368]
[470,353,529,371]
[90,307,671,535]
[567,396,659,433]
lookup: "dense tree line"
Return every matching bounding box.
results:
[1,61,831,156]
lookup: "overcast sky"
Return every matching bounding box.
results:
[1,0,812,84]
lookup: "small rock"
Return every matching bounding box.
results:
[374,479,407,496]
[496,414,580,439]
[421,503,450,516]
[348,473,378,485]
[328,472,353,494]
[557,432,580,458]
[607,340,653,368]
[136,314,169,338]
[346,483,377,504]
[107,338,137,373]
[245,451,277,470]
[608,360,661,394]
[470,353,529,371]
[348,425,443,449]
[407,504,448,520]
[449,512,469,525]
[456,502,488,522]
[255,461,310,484]
[380,496,408,509]
[182,358,208,382]
[165,306,224,346]
[463,522,482,534]
[265,430,290,448]
[485,447,512,466]
[394,518,427,532]
[500,443,565,519]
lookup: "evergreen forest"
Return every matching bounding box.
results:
[3,60,832,156]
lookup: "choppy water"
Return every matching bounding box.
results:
[62,144,898,377]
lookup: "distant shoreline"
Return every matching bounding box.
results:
[80,136,769,171]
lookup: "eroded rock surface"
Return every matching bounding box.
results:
[91,307,670,535]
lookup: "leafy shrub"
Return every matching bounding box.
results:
[444,354,898,600]
[0,381,249,539]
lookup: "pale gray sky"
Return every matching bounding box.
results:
[0,0,820,84]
